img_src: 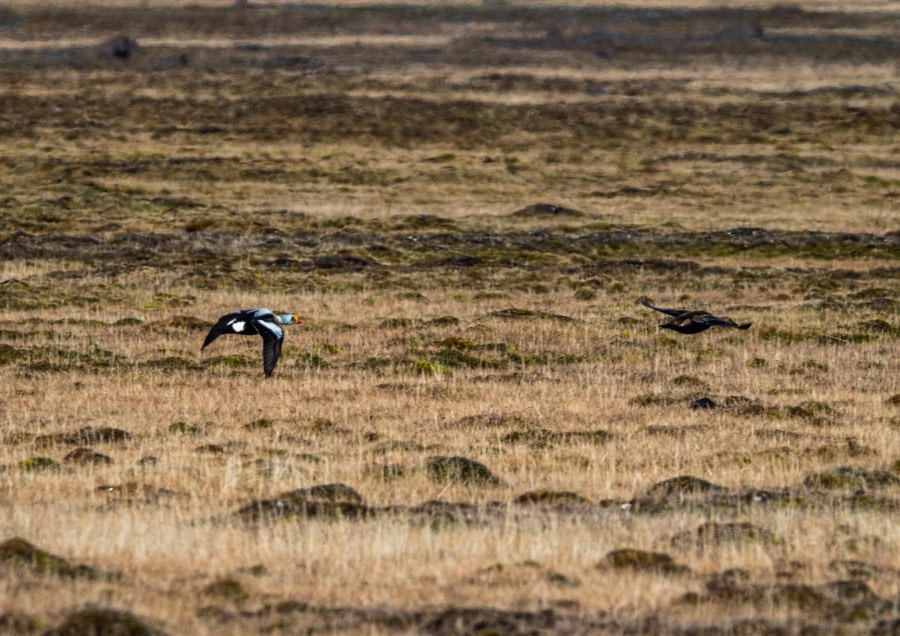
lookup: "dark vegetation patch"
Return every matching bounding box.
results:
[16,457,59,472]
[642,475,729,500]
[196,598,605,634]
[235,483,369,523]
[63,447,113,466]
[682,573,893,623]
[152,315,211,331]
[364,463,406,481]
[670,522,782,551]
[636,392,845,426]
[469,560,580,589]
[646,424,707,437]
[0,230,896,301]
[803,466,900,490]
[44,606,165,636]
[500,428,613,448]
[34,426,131,447]
[0,537,101,580]
[0,611,39,634]
[425,456,501,486]
[169,421,202,435]
[195,441,245,455]
[487,308,577,322]
[513,490,590,506]
[0,343,125,372]
[226,472,900,532]
[597,549,691,575]
[203,577,250,603]
[443,413,530,429]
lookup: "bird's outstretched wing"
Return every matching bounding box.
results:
[691,313,736,327]
[202,312,239,349]
[640,299,690,318]
[254,318,285,377]
[692,314,753,330]
[691,312,753,329]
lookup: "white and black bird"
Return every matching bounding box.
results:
[201,309,302,377]
[641,299,752,335]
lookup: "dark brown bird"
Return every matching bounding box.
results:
[641,299,752,334]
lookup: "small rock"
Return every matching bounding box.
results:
[511,203,585,218]
[690,396,717,409]
[97,35,139,60]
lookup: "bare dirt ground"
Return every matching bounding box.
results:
[0,2,898,634]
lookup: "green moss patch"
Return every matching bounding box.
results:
[425,456,501,486]
[804,467,900,490]
[0,537,98,579]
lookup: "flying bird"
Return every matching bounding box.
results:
[202,309,302,377]
[641,299,752,335]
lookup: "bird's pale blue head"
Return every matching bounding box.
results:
[278,313,302,325]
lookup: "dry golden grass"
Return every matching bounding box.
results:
[1,0,899,12]
[0,1,897,634]
[1,280,898,632]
